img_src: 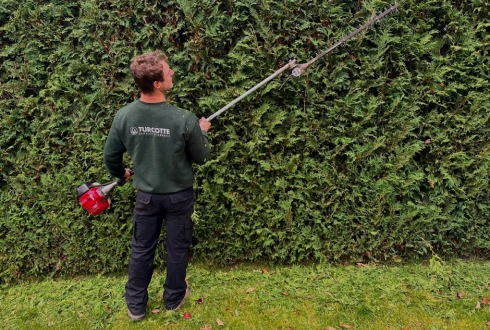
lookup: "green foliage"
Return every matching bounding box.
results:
[1,0,489,282]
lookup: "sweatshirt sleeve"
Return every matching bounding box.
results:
[103,122,127,178]
[185,116,210,165]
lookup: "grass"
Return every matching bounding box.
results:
[2,257,490,329]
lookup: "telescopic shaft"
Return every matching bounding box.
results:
[206,60,296,122]
[205,3,399,122]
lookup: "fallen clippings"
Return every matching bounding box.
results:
[246,287,255,294]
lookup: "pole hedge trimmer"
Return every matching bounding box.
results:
[77,3,399,215]
[206,3,399,122]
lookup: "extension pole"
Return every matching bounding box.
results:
[205,60,296,121]
[291,3,399,77]
[205,3,399,121]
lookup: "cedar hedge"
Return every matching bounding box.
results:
[1,0,489,283]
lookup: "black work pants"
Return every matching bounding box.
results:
[125,187,194,314]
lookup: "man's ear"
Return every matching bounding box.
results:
[153,81,161,89]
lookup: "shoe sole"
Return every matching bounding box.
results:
[127,311,145,322]
[169,288,191,311]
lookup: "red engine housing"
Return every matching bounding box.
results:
[79,187,111,215]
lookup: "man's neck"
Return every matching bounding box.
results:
[139,91,166,103]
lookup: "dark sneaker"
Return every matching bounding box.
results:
[127,310,145,322]
[167,288,191,311]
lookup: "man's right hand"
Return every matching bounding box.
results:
[123,168,133,181]
[199,117,211,132]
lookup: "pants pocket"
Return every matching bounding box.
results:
[168,188,194,217]
[134,191,156,217]
[184,218,194,245]
[165,217,194,263]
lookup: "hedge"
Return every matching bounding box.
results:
[1,0,489,283]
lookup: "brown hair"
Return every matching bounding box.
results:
[130,50,168,94]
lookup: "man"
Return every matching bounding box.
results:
[103,50,211,321]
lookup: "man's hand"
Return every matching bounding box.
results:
[199,117,211,132]
[123,168,133,181]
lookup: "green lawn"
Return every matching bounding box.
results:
[2,258,490,329]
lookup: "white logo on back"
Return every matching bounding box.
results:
[130,126,171,137]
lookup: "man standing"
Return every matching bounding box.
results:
[103,50,211,321]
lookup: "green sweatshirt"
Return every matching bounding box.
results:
[103,100,210,193]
